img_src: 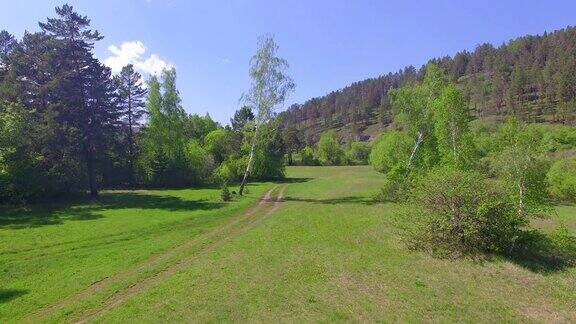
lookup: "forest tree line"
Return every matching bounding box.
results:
[0,5,286,203]
[281,26,576,143]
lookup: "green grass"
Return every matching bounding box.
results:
[1,166,575,322]
[0,183,273,322]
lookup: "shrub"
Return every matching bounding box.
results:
[213,162,233,184]
[369,131,412,173]
[374,165,412,202]
[317,131,344,166]
[184,140,215,183]
[221,185,232,201]
[203,129,230,164]
[346,142,371,165]
[300,146,318,166]
[547,157,576,203]
[407,168,526,257]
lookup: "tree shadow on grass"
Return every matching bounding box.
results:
[0,289,28,303]
[284,195,378,206]
[0,192,224,230]
[276,177,313,184]
[506,230,576,274]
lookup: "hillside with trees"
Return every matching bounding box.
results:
[280,27,576,144]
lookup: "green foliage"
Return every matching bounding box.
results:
[220,185,232,202]
[185,113,219,141]
[369,131,412,173]
[407,169,526,257]
[540,124,576,152]
[317,130,344,166]
[375,165,412,202]
[0,101,84,203]
[282,27,576,139]
[547,157,576,203]
[184,140,215,183]
[282,125,303,165]
[239,35,294,194]
[432,83,475,168]
[299,146,318,166]
[389,65,448,170]
[204,129,230,164]
[138,69,211,188]
[345,142,371,165]
[552,223,576,261]
[490,118,551,215]
[213,162,234,184]
[230,106,254,131]
[248,124,286,179]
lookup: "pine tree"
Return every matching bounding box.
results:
[115,64,147,187]
[39,4,114,197]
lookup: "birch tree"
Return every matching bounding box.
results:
[492,118,550,216]
[389,64,446,170]
[239,35,294,195]
[433,83,474,168]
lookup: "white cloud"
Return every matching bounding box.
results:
[221,58,231,64]
[104,41,172,77]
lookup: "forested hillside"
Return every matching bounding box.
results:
[281,26,576,143]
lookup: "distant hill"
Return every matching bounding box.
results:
[279,26,576,144]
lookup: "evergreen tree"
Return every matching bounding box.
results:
[114,64,147,186]
[39,4,116,197]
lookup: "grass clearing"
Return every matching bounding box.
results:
[1,166,575,322]
[0,183,273,321]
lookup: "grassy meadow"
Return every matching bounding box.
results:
[1,166,575,322]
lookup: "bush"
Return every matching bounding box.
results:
[300,146,318,166]
[221,185,231,201]
[369,131,412,173]
[203,129,230,164]
[184,140,215,183]
[375,165,412,202]
[407,168,526,257]
[317,131,344,166]
[345,142,371,165]
[547,156,576,203]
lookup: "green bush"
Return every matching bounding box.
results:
[369,131,412,173]
[345,142,371,165]
[375,165,412,202]
[184,140,215,183]
[407,168,526,257]
[221,185,232,202]
[317,131,344,166]
[547,156,576,203]
[300,146,318,166]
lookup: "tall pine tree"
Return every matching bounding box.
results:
[115,64,147,187]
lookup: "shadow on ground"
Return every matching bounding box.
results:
[0,192,224,230]
[276,177,312,184]
[284,195,378,206]
[506,230,576,274]
[0,289,29,303]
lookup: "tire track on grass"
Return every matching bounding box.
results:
[29,186,278,323]
[73,185,288,324]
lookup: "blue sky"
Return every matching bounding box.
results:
[1,0,575,124]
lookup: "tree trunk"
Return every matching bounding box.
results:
[452,123,458,163]
[518,177,525,215]
[127,91,135,188]
[407,130,424,168]
[71,45,98,197]
[239,124,260,195]
[83,142,98,197]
